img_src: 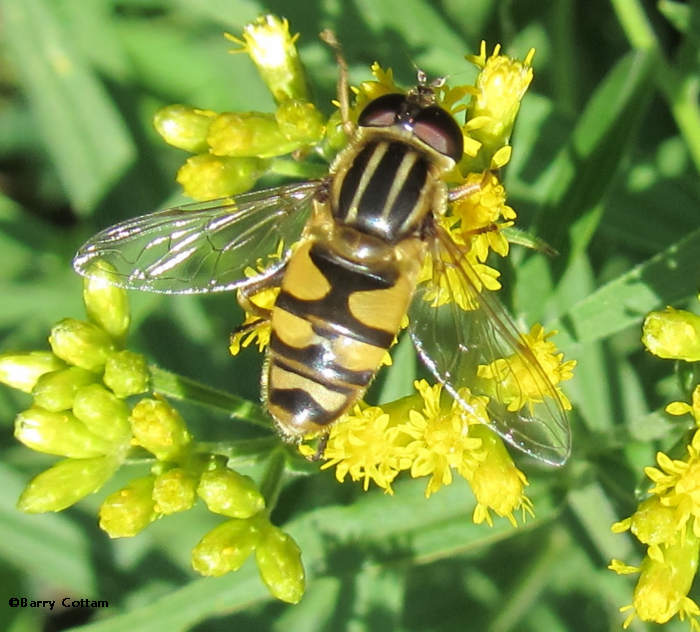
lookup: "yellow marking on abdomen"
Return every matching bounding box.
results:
[348,276,414,333]
[282,241,330,300]
[331,335,387,373]
[271,308,315,348]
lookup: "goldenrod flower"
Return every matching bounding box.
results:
[197,467,266,518]
[320,404,403,492]
[316,378,533,527]
[610,532,700,628]
[643,429,700,538]
[448,171,516,260]
[398,380,485,498]
[463,42,534,171]
[129,398,192,462]
[462,424,532,526]
[17,456,120,513]
[152,468,198,515]
[612,496,679,559]
[477,324,576,413]
[227,15,310,104]
[417,246,502,311]
[666,385,700,424]
[611,377,700,629]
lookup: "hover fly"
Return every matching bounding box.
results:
[73,53,571,466]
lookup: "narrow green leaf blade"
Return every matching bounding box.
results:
[1,0,135,214]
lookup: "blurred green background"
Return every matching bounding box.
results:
[1,0,699,630]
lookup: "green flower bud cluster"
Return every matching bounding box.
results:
[192,481,305,604]
[1,261,308,602]
[153,15,328,201]
[1,262,146,513]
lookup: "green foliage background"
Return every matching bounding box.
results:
[0,0,699,630]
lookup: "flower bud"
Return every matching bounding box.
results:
[153,105,216,153]
[152,468,197,514]
[129,398,191,461]
[255,525,305,603]
[72,383,131,444]
[207,112,301,158]
[176,154,269,201]
[191,518,260,576]
[0,351,65,393]
[642,307,700,362]
[31,366,96,412]
[275,100,324,144]
[236,15,310,103]
[49,318,115,372]
[197,467,265,518]
[15,407,115,457]
[82,260,130,342]
[17,456,120,513]
[103,350,149,398]
[99,475,158,538]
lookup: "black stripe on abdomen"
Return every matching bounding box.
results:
[275,244,396,349]
[269,334,374,387]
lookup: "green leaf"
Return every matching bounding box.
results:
[0,463,96,594]
[550,227,700,350]
[532,49,655,255]
[0,0,135,215]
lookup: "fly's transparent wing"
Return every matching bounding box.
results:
[409,225,571,466]
[73,181,322,294]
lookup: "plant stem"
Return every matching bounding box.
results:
[148,364,272,431]
[268,158,327,179]
[259,447,288,510]
[196,437,279,461]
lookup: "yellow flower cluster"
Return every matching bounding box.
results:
[610,301,700,628]
[302,379,534,527]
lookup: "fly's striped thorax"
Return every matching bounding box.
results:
[264,204,426,437]
[329,127,451,243]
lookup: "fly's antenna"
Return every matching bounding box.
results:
[320,29,354,136]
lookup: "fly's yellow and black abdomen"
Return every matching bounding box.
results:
[265,234,423,436]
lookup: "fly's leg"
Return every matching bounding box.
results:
[230,267,286,342]
[446,171,501,237]
[319,29,354,136]
[309,431,330,462]
[447,170,489,203]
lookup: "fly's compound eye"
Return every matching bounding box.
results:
[412,106,463,162]
[358,93,406,127]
